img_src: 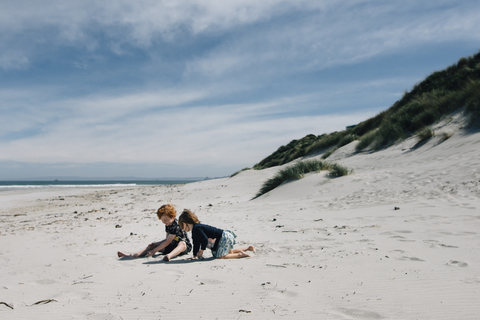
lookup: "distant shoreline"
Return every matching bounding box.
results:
[0,179,202,191]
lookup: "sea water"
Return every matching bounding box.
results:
[0,179,201,191]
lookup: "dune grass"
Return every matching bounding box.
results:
[356,80,480,151]
[305,132,344,155]
[253,134,318,169]
[230,167,251,178]
[417,127,435,142]
[321,147,337,159]
[438,132,453,142]
[328,163,353,178]
[465,81,480,126]
[254,159,352,198]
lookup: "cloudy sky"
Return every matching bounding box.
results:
[1,0,479,179]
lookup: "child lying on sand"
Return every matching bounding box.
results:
[178,209,255,259]
[117,204,192,261]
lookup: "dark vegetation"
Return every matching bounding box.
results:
[230,167,251,178]
[254,159,351,198]
[253,134,318,169]
[253,51,480,170]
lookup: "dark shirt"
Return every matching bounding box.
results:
[165,219,192,251]
[192,223,223,256]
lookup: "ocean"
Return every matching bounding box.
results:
[0,179,202,191]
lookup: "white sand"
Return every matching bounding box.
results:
[1,116,480,319]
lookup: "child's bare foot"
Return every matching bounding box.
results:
[247,246,255,252]
[117,251,128,258]
[163,255,171,262]
[117,252,139,258]
[239,251,250,258]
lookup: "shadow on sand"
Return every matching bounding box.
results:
[142,256,215,265]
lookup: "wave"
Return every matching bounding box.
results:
[0,183,138,190]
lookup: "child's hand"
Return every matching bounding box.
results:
[188,256,204,261]
[147,243,155,250]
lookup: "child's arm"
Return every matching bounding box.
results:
[196,249,205,259]
[147,234,176,257]
[187,249,204,260]
[192,226,208,258]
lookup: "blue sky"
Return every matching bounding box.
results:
[1,0,479,179]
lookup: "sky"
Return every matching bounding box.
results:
[1,0,480,180]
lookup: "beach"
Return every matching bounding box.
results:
[1,118,480,319]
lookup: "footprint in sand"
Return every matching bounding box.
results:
[337,308,383,319]
[462,277,480,284]
[400,256,424,262]
[447,260,468,267]
[438,243,458,248]
[423,240,458,248]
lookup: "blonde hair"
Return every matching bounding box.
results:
[156,204,176,219]
[178,209,200,227]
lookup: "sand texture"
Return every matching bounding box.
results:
[1,119,480,319]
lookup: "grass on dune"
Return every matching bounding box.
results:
[417,127,435,143]
[328,163,353,178]
[254,159,352,198]
[321,147,337,159]
[356,80,480,151]
[438,131,453,142]
[230,167,251,178]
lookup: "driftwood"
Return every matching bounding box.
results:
[0,302,14,309]
[239,309,251,313]
[30,299,58,306]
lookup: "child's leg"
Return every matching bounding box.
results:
[230,246,255,254]
[163,241,187,261]
[218,251,250,259]
[217,246,255,259]
[118,241,164,258]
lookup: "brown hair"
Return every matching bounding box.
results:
[156,204,176,219]
[178,209,200,227]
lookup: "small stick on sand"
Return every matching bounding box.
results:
[239,309,251,313]
[0,302,14,309]
[30,299,58,306]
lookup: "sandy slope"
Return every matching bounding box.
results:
[1,116,479,319]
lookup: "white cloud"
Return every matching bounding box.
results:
[0,83,377,167]
[0,1,320,48]
[1,1,479,74]
[184,1,480,79]
[0,52,29,70]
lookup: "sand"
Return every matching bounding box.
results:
[1,116,480,319]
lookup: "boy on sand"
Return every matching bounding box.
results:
[178,209,255,259]
[117,204,192,261]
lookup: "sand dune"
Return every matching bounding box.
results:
[1,117,479,319]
